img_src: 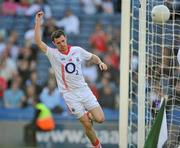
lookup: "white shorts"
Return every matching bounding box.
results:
[62,86,100,119]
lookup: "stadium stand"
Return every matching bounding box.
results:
[0,0,121,120]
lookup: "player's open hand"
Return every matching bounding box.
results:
[35,11,44,20]
[99,62,108,71]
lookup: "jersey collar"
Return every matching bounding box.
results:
[59,45,71,55]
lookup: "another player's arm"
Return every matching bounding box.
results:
[90,54,108,71]
[34,11,47,53]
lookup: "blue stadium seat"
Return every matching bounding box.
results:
[0,16,14,30]
[36,52,51,85]
[0,107,119,121]
[0,107,34,120]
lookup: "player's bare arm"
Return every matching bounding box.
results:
[34,11,47,53]
[90,54,108,71]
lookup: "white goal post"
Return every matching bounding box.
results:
[119,0,131,147]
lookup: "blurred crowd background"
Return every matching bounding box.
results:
[0,0,121,114]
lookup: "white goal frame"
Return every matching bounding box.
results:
[119,0,147,147]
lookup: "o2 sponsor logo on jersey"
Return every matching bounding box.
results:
[65,62,79,75]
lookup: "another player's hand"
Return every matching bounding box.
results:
[99,62,108,71]
[35,11,44,21]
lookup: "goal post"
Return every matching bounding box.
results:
[137,0,146,147]
[119,0,147,147]
[119,0,131,147]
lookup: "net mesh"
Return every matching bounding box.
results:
[128,0,180,147]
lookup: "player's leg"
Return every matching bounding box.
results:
[63,91,101,147]
[89,106,105,123]
[82,87,105,123]
[63,89,102,147]
[79,113,102,148]
[81,87,104,147]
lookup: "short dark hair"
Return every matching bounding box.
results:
[51,30,66,41]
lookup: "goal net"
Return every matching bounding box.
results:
[128,0,180,147]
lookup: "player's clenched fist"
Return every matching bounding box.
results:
[35,11,44,20]
[99,62,108,71]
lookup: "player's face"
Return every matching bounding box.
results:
[53,35,67,51]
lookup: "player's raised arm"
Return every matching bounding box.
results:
[90,54,108,71]
[34,11,47,53]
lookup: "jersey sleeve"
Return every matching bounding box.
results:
[78,47,92,61]
[45,46,54,60]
